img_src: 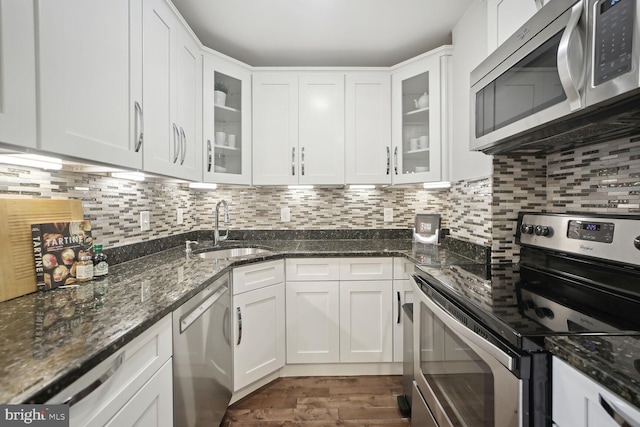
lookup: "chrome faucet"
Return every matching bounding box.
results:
[214,199,230,246]
[185,240,198,254]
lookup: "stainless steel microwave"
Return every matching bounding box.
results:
[470,0,640,154]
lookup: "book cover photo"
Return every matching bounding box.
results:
[32,221,94,291]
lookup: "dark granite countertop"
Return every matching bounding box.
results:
[546,335,640,408]
[0,238,471,404]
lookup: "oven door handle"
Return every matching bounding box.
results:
[416,278,515,371]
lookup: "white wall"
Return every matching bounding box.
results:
[449,1,493,182]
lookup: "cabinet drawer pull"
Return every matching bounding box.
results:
[397,291,401,324]
[236,307,243,345]
[301,146,305,176]
[62,352,125,407]
[180,127,186,165]
[134,102,144,152]
[207,140,212,172]
[172,123,180,163]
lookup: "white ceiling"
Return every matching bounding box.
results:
[170,0,475,67]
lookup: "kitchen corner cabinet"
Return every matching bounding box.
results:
[391,47,451,184]
[0,0,36,148]
[553,356,640,427]
[202,55,252,185]
[143,0,202,181]
[345,72,392,185]
[252,73,345,185]
[37,0,143,168]
[232,261,286,392]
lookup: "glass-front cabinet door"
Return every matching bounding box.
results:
[202,54,251,185]
[391,47,451,184]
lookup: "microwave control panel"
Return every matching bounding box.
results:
[594,0,635,85]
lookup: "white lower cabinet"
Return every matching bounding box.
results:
[232,261,286,392]
[392,280,414,362]
[339,280,393,363]
[286,281,340,364]
[285,258,394,364]
[48,314,172,427]
[393,257,415,362]
[553,356,640,427]
[106,360,173,427]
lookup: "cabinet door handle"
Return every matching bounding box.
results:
[180,127,186,165]
[62,352,125,407]
[236,307,243,345]
[386,146,391,175]
[134,102,144,152]
[599,394,636,427]
[394,147,398,175]
[533,0,544,10]
[291,147,296,176]
[397,291,401,324]
[301,146,305,176]
[172,123,180,163]
[223,307,231,346]
[207,140,212,172]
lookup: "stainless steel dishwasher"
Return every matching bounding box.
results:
[173,274,232,427]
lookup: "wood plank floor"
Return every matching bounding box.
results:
[221,376,410,427]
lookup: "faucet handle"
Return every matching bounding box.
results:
[185,240,199,253]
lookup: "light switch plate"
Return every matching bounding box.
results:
[140,211,150,231]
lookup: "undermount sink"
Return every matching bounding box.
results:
[197,247,272,260]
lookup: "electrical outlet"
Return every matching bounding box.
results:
[140,211,150,231]
[384,208,393,223]
[177,208,184,225]
[281,207,291,222]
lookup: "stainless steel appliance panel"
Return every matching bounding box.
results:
[411,276,521,427]
[173,275,232,427]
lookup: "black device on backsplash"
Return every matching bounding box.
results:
[410,211,640,427]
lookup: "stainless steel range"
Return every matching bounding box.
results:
[410,212,640,427]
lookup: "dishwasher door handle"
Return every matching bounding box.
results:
[180,284,228,334]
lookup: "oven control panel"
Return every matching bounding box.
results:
[518,213,640,267]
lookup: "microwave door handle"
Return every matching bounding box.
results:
[557,0,584,111]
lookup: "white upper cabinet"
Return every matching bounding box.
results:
[345,73,392,185]
[252,73,299,185]
[487,0,548,53]
[202,54,252,185]
[391,47,451,184]
[0,0,36,148]
[298,74,345,185]
[252,72,345,185]
[37,0,143,168]
[143,0,202,181]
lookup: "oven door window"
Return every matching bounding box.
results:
[420,301,520,427]
[475,31,566,138]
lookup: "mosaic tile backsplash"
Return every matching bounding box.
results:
[0,165,449,250]
[2,136,639,261]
